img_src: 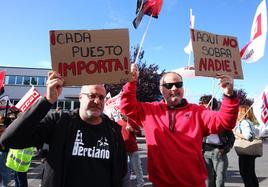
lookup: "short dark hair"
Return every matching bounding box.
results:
[199,95,218,110]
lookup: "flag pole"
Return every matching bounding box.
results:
[134,14,153,64]
[206,78,220,109]
[187,53,191,66]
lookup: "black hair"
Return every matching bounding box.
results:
[199,95,218,110]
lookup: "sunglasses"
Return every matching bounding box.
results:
[161,82,183,89]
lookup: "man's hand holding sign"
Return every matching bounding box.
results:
[46,71,64,104]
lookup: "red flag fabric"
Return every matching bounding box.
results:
[0,70,6,90]
[15,87,41,112]
[133,0,163,29]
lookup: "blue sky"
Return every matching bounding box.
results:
[0,0,267,103]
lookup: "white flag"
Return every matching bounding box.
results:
[15,87,41,112]
[104,91,122,121]
[240,0,267,63]
[184,9,195,55]
[173,65,195,78]
[253,85,268,136]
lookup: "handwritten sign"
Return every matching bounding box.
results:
[191,29,243,79]
[50,29,131,86]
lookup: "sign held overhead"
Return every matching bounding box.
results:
[191,29,243,79]
[50,29,131,86]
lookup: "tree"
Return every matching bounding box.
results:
[106,46,164,102]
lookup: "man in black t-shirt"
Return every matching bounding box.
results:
[0,71,127,187]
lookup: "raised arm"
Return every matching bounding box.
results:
[0,71,64,149]
[120,64,142,125]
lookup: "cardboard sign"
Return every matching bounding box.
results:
[50,29,131,86]
[191,29,243,79]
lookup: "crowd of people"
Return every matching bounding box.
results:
[0,63,264,187]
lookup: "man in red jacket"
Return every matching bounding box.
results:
[120,64,239,187]
[117,113,144,187]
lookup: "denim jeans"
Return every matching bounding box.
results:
[123,151,144,187]
[14,172,28,187]
[203,148,228,187]
[129,151,144,187]
[0,151,11,187]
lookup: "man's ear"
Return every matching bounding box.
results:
[159,86,163,94]
[79,94,82,101]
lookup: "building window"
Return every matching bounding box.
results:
[23,76,31,85]
[64,101,71,110]
[57,101,64,110]
[5,75,47,86]
[74,101,80,109]
[16,76,23,85]
[38,77,46,86]
[8,76,16,85]
[31,77,37,85]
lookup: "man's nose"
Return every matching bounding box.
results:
[170,85,177,90]
[93,96,102,104]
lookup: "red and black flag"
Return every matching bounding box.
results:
[133,0,163,29]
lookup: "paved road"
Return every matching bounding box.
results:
[6,139,268,187]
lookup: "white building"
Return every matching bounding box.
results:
[0,66,80,111]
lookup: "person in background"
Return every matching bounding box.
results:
[120,64,239,187]
[0,113,12,187]
[38,143,49,187]
[200,95,235,187]
[117,113,144,187]
[0,71,127,187]
[4,112,34,187]
[6,147,34,187]
[234,105,259,187]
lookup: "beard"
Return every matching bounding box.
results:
[85,109,102,119]
[166,95,182,106]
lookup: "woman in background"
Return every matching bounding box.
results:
[234,105,259,187]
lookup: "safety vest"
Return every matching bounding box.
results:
[6,147,34,172]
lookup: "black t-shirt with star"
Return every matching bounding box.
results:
[65,118,113,187]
